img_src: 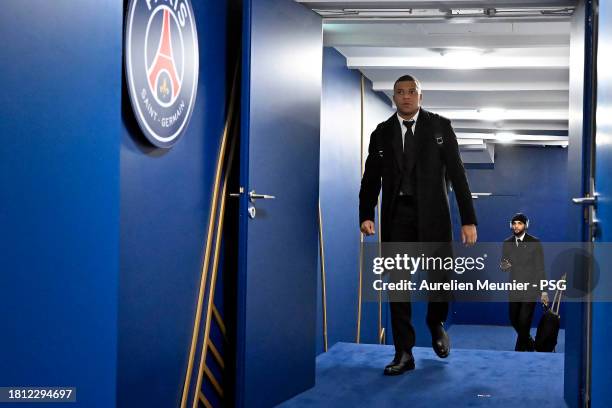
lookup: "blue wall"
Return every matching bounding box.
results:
[117,1,229,407]
[318,47,363,355]
[0,1,122,407]
[0,1,232,407]
[451,144,570,326]
[463,145,571,242]
[318,47,368,354]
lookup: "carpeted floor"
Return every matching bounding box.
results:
[448,324,565,352]
[279,334,566,407]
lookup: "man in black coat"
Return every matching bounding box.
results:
[500,213,549,351]
[359,75,478,375]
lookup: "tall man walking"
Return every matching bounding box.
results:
[359,75,477,375]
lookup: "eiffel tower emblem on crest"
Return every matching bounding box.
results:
[147,9,181,101]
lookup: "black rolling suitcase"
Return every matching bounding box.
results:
[535,274,565,352]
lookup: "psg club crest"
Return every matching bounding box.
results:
[125,0,199,148]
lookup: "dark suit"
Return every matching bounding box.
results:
[501,232,545,351]
[359,109,477,354]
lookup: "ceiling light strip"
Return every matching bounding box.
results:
[313,7,574,20]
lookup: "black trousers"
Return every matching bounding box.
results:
[387,196,449,355]
[509,301,536,351]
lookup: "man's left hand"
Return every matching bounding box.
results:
[461,224,477,246]
[541,292,549,306]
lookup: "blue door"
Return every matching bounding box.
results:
[236,0,322,406]
[590,1,612,405]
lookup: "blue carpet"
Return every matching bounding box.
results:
[278,342,566,408]
[448,325,565,353]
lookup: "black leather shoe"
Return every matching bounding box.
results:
[383,351,415,376]
[430,324,450,358]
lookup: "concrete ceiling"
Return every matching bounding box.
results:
[297,0,576,156]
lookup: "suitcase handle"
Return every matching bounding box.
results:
[548,273,566,316]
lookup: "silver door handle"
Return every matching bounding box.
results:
[572,194,598,206]
[249,190,275,202]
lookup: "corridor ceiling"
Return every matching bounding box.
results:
[297,0,578,158]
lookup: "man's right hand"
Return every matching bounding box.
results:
[360,220,376,236]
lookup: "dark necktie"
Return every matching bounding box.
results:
[399,120,416,196]
[402,120,415,152]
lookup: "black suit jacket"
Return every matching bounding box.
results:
[359,109,477,242]
[501,233,546,288]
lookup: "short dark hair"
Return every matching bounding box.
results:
[511,213,529,225]
[394,75,422,93]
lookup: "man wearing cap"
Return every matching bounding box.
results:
[500,213,549,351]
[359,74,478,375]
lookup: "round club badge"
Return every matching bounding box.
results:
[125,0,199,148]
